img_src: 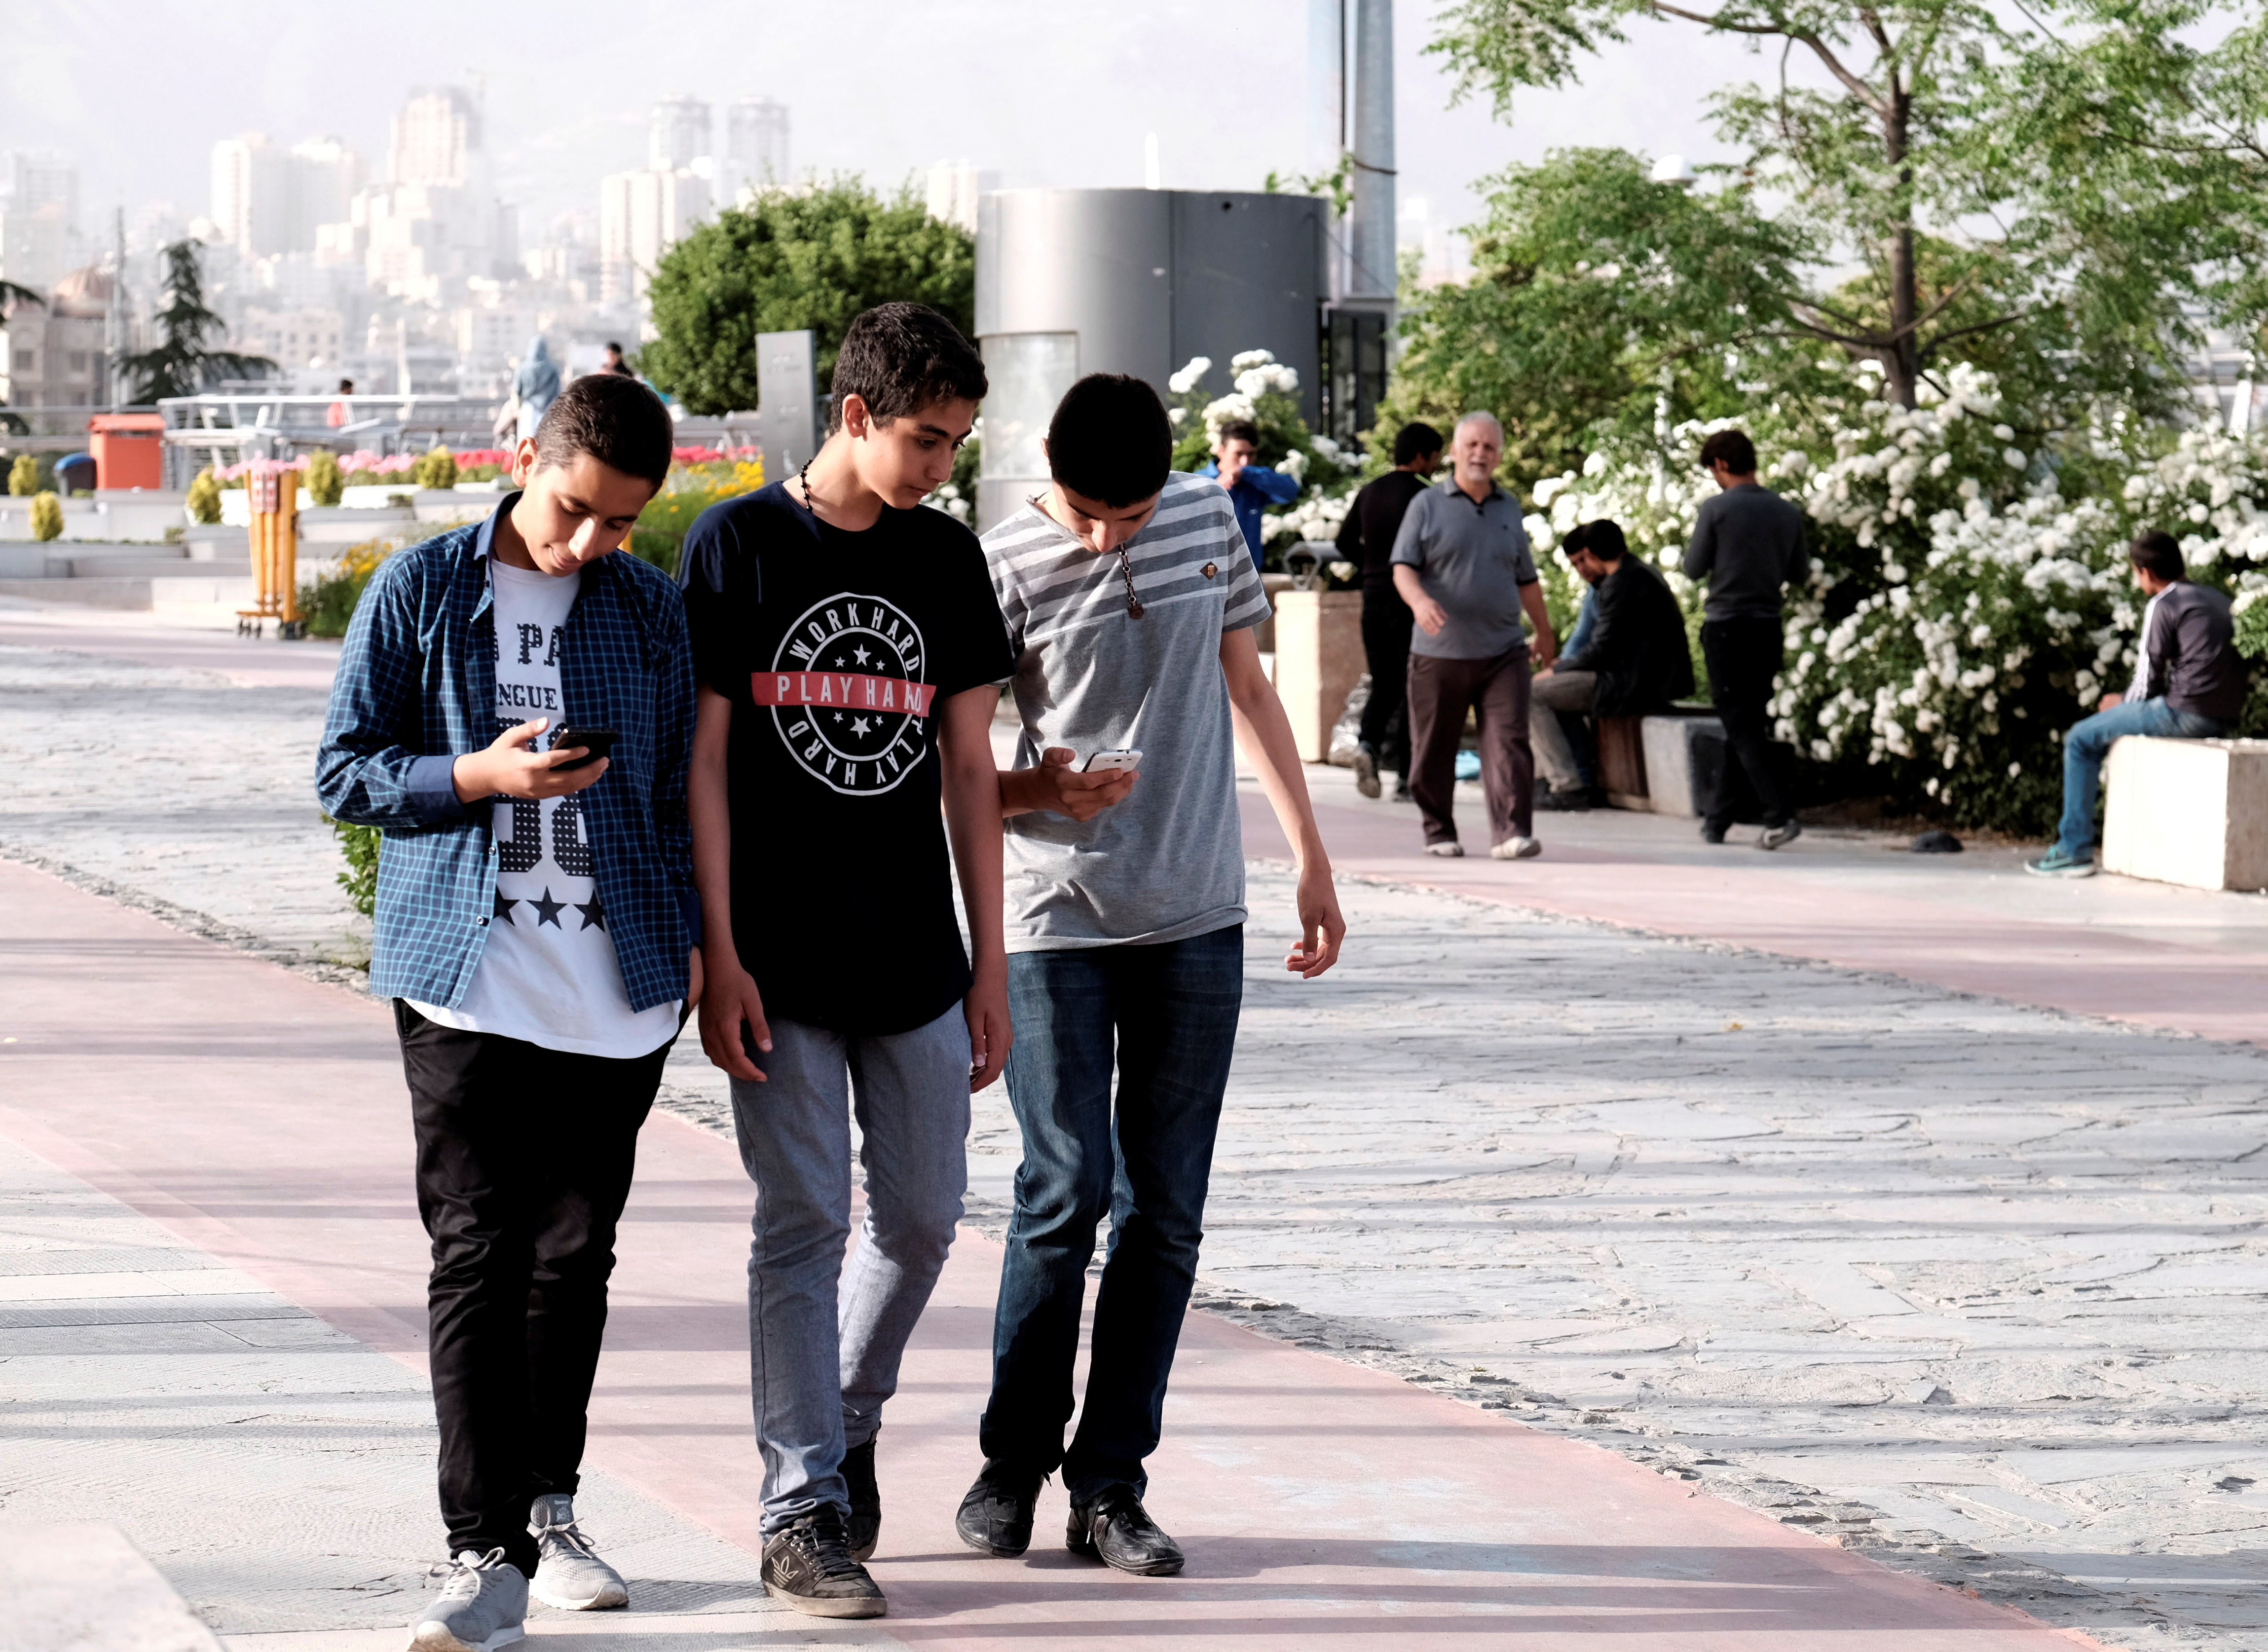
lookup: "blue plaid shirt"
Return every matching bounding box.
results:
[315,499,698,1013]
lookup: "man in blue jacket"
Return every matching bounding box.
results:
[317,372,699,1652]
[1197,418,1299,573]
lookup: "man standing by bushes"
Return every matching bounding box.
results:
[1198,417,1300,573]
[1337,421,1443,801]
[1393,410,1557,860]
[317,373,698,1651]
[2028,530,2246,877]
[1684,429,1809,849]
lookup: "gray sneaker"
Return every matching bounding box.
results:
[407,1549,526,1652]
[529,1494,627,1611]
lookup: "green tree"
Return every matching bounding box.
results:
[185,465,223,523]
[1428,0,2268,415]
[641,179,976,415]
[303,449,343,507]
[28,490,62,541]
[118,240,273,402]
[1379,147,1814,484]
[8,454,35,496]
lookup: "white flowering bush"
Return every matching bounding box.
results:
[1529,362,2268,832]
[1165,350,1360,569]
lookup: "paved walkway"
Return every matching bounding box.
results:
[9,605,2268,1647]
[0,860,2085,1650]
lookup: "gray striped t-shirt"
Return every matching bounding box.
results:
[982,472,1273,950]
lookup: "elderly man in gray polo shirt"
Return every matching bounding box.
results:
[1390,411,1558,859]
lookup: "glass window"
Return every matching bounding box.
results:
[978,333,1077,482]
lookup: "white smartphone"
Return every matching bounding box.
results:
[1084,748,1143,773]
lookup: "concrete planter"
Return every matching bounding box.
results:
[2103,736,2268,891]
[1273,588,1366,762]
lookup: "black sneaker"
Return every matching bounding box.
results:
[1352,744,1382,799]
[842,1435,880,1562]
[1067,1485,1184,1577]
[1391,778,1412,802]
[1699,822,1727,845]
[1535,785,1590,812]
[956,1460,1044,1558]
[761,1507,885,1619]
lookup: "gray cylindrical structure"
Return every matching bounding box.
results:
[1347,0,1395,302]
[974,187,1327,532]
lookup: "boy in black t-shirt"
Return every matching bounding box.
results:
[679,303,1011,1620]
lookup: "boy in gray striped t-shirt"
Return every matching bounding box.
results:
[954,373,1346,1575]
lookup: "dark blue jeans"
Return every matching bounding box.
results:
[979,925,1244,1500]
[2054,698,2232,857]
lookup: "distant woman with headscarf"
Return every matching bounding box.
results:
[513,335,561,442]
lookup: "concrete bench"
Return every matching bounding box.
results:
[2102,736,2268,891]
[1642,712,1794,822]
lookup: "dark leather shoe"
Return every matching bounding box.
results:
[955,1461,1043,1558]
[1535,785,1591,812]
[842,1436,880,1562]
[1067,1485,1184,1576]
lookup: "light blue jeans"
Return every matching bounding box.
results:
[728,1005,971,1534]
[2054,698,2231,858]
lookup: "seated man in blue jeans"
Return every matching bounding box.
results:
[2029,530,2247,877]
[960,372,1346,1576]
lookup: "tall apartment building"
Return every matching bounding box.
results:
[649,95,713,173]
[0,148,81,295]
[390,87,480,187]
[598,166,712,303]
[316,87,508,298]
[723,98,790,195]
[209,135,364,259]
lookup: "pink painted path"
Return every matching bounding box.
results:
[1243,775,2268,1047]
[0,856,2102,1648]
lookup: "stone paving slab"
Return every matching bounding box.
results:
[0,860,2092,1652]
[3,1520,227,1652]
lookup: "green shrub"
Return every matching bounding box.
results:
[186,466,222,523]
[8,454,36,496]
[413,445,458,490]
[299,539,394,639]
[304,449,343,506]
[326,814,381,920]
[28,490,62,541]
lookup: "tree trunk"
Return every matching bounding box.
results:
[1883,86,1920,408]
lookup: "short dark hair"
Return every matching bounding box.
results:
[828,302,986,433]
[2130,529,2185,581]
[532,371,676,489]
[605,341,624,354]
[1393,422,1443,466]
[1566,518,1627,561]
[1216,419,1260,448]
[1047,373,1173,507]
[1698,429,1758,476]
[337,378,353,393]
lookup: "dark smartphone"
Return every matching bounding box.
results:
[549,727,617,771]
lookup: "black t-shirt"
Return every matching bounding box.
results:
[1337,468,1431,590]
[679,482,1014,1035]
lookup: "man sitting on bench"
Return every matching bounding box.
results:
[1534,518,1695,809]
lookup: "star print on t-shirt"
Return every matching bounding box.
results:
[575,894,606,932]
[531,888,566,927]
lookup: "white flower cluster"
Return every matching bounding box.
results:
[1232,348,1300,401]
[1265,484,1351,546]
[1526,361,2268,820]
[1167,356,1213,395]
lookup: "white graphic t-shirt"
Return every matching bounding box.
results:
[406,559,681,1058]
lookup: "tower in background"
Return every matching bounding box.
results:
[723,98,790,198]
[649,95,713,174]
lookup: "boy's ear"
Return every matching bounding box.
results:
[510,437,539,487]
[840,392,872,439]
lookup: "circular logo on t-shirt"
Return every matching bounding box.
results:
[757,593,933,796]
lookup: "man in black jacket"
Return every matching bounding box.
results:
[1682,428,1809,847]
[1533,519,1695,806]
[1336,422,1443,801]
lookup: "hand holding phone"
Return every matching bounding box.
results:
[1083,748,1142,773]
[549,727,618,772]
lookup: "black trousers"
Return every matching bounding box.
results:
[1406,647,1533,847]
[396,1001,670,1573]
[1357,585,1414,778]
[1700,617,1791,831]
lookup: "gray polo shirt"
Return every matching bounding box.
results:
[1390,477,1539,660]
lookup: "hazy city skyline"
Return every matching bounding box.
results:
[7,0,1764,256]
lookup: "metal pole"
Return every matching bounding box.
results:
[1347,0,1396,305]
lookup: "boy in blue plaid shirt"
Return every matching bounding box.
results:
[317,373,698,1652]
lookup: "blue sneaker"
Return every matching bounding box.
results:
[2025,848,2097,878]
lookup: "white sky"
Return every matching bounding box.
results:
[6,0,1793,246]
